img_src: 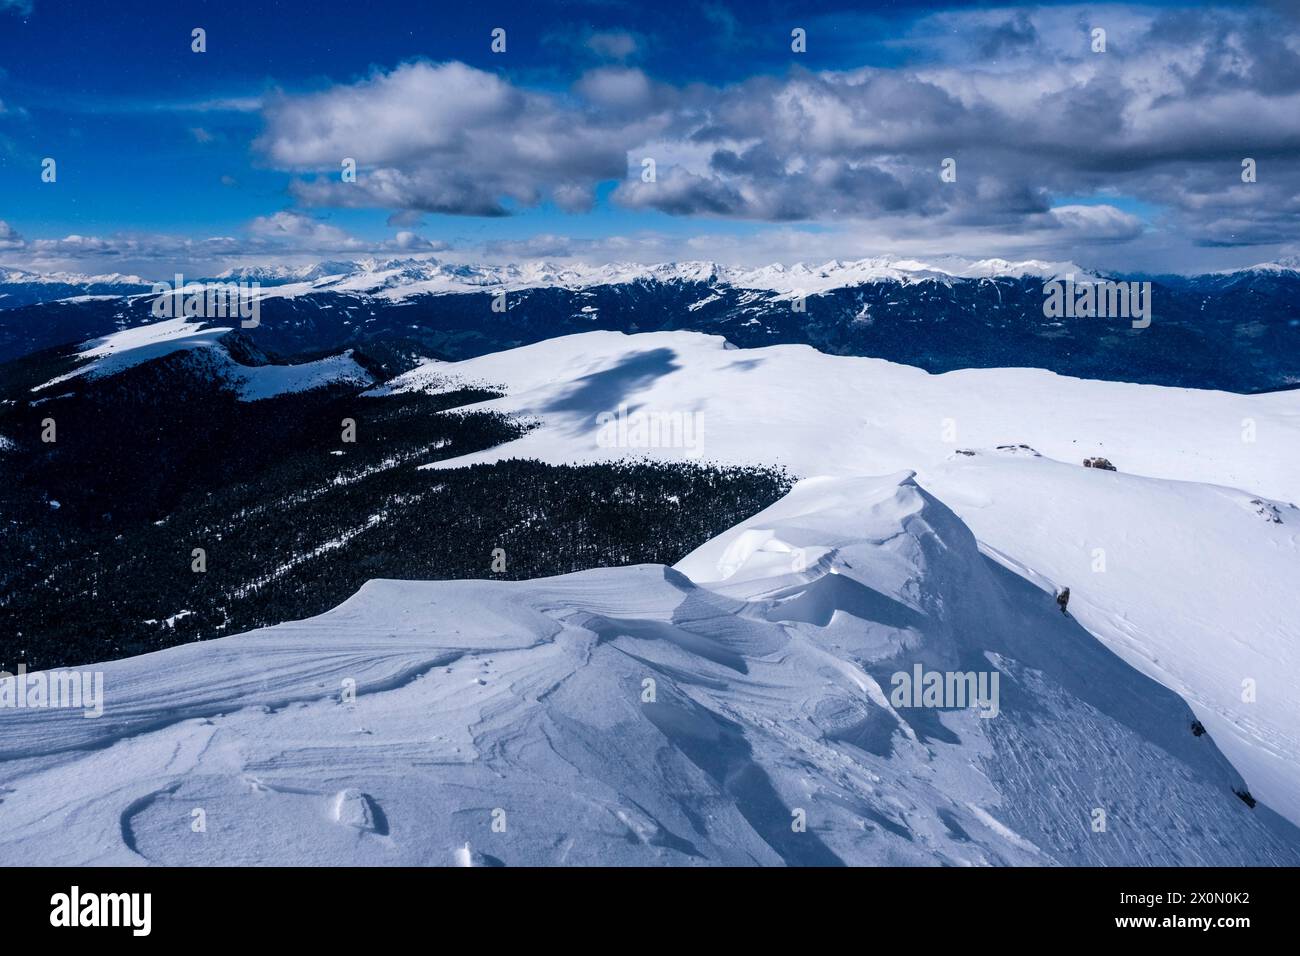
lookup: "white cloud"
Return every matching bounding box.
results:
[0,219,23,249]
[251,7,1300,254]
[0,213,448,277]
[247,211,362,248]
[257,60,665,217]
[1048,204,1145,241]
[585,30,640,61]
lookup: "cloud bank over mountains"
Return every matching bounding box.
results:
[257,5,1298,238]
[2,3,1297,274]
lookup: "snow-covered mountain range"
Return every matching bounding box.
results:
[5,255,1300,391]
[0,268,153,309]
[6,254,1300,312]
[211,255,1096,300]
[0,253,1279,310]
[0,268,150,287]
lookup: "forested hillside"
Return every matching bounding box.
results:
[0,345,790,670]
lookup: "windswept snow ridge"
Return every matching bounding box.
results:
[393,330,1300,825]
[0,473,1292,866]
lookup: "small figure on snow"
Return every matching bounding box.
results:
[1055,587,1070,615]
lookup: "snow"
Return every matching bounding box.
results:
[393,330,1300,825]
[725,256,1089,296]
[231,350,371,401]
[209,254,1094,304]
[1226,255,1300,275]
[30,319,371,400]
[51,294,128,304]
[402,331,1299,504]
[33,318,229,391]
[2,473,1295,866]
[6,326,1299,865]
[0,268,148,286]
[923,453,1300,832]
[0,258,1288,311]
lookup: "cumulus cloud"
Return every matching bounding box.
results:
[1047,204,1145,242]
[389,230,444,252]
[244,212,448,256]
[247,211,363,248]
[0,219,24,250]
[257,61,660,217]
[0,212,447,276]
[6,4,1293,274]
[246,5,1300,257]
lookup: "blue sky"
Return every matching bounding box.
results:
[0,0,1296,276]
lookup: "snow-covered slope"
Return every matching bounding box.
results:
[33,318,231,390]
[922,452,1300,831]
[382,331,1300,824]
[395,331,1300,504]
[228,350,373,400]
[1,473,1293,866]
[30,318,373,399]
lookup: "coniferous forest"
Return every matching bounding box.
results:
[0,345,791,671]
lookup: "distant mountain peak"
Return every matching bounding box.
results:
[195,254,1095,302]
[0,267,149,286]
[1235,255,1300,274]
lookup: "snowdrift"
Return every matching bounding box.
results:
[391,330,1300,826]
[1,473,1295,866]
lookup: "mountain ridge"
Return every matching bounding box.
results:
[4,259,1299,391]
[10,251,1300,310]
[2,471,1294,866]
